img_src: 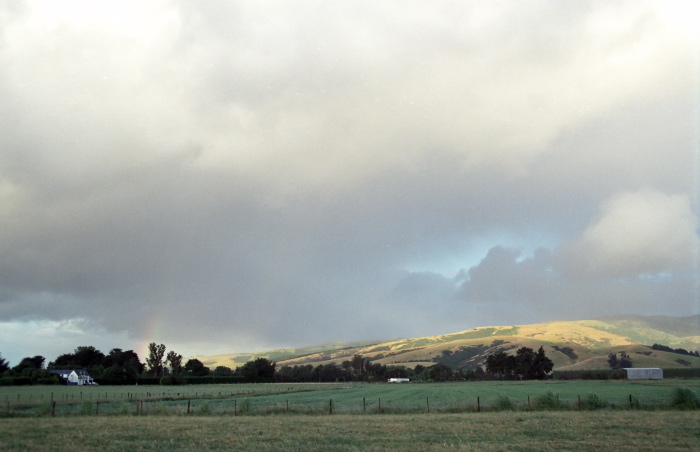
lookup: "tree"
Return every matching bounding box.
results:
[351,354,366,379]
[73,346,105,368]
[51,353,77,368]
[146,343,166,377]
[166,350,183,375]
[608,351,632,369]
[619,352,632,368]
[10,356,48,383]
[103,349,144,378]
[184,358,210,376]
[239,358,276,381]
[386,365,412,379]
[485,350,512,378]
[428,363,453,382]
[0,353,10,374]
[14,356,45,372]
[485,347,553,380]
[532,346,554,379]
[213,366,233,376]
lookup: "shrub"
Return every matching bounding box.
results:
[534,390,566,410]
[198,402,211,415]
[670,387,699,410]
[238,398,252,413]
[583,393,608,410]
[79,401,93,415]
[38,403,52,416]
[491,395,515,411]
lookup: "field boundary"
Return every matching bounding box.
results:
[2,381,698,417]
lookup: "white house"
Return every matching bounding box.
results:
[388,378,410,383]
[49,369,96,385]
[624,368,663,380]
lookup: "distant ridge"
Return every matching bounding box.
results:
[198,315,700,371]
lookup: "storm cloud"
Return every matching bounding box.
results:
[1,0,698,364]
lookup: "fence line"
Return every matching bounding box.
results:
[1,391,685,417]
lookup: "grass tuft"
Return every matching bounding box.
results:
[491,394,516,411]
[533,390,567,410]
[670,387,699,410]
[583,393,608,410]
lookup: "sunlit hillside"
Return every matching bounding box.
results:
[197,315,700,371]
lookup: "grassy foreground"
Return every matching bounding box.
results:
[1,411,699,451]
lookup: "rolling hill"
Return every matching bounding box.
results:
[196,315,700,371]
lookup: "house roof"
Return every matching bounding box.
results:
[49,369,91,376]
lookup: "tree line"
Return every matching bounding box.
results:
[651,343,700,357]
[1,344,555,385]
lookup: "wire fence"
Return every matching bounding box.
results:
[3,389,696,417]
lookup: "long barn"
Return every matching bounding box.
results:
[624,368,663,380]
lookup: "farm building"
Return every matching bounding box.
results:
[624,368,663,380]
[49,369,96,385]
[388,378,410,383]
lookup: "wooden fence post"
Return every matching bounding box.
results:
[477,396,480,412]
[363,397,366,413]
[329,399,333,415]
[187,400,191,414]
[51,401,55,417]
[427,397,430,413]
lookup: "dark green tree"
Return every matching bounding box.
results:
[146,343,166,377]
[428,363,453,381]
[314,363,345,382]
[608,352,632,369]
[485,350,512,378]
[385,365,412,379]
[103,349,144,378]
[50,353,77,368]
[619,352,632,368]
[486,347,552,380]
[0,353,10,373]
[213,366,233,376]
[277,364,314,382]
[166,350,183,375]
[13,355,45,372]
[351,354,366,379]
[184,358,210,376]
[239,357,276,380]
[73,346,105,368]
[532,346,554,379]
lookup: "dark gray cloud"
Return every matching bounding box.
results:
[0,0,698,364]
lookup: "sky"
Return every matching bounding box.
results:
[1,0,699,367]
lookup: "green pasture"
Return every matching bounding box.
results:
[1,379,698,416]
[2,411,699,451]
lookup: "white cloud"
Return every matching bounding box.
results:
[561,189,698,277]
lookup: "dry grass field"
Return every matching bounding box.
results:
[1,411,698,451]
